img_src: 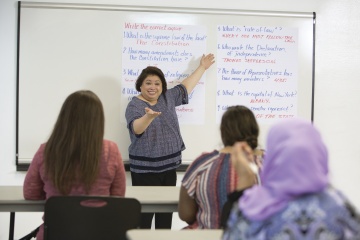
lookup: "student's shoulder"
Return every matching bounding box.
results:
[102,140,121,157]
[188,150,220,168]
[32,143,47,164]
[102,140,123,165]
[103,139,118,149]
[197,150,220,160]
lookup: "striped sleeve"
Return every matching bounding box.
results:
[182,151,218,198]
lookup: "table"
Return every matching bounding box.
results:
[0,185,179,212]
[0,186,180,240]
[127,229,223,240]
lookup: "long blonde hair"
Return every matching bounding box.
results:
[44,90,104,195]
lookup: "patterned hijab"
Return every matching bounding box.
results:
[239,118,329,221]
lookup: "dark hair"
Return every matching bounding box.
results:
[44,90,105,195]
[220,105,259,149]
[135,66,167,95]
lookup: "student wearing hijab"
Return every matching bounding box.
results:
[223,118,360,240]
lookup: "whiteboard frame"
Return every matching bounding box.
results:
[16,1,315,171]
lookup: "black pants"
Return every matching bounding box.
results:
[131,169,177,229]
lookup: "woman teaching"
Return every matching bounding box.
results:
[125,53,215,229]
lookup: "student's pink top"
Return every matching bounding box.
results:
[23,139,126,240]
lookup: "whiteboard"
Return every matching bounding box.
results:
[16,2,315,167]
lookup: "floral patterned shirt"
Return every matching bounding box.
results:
[223,187,360,240]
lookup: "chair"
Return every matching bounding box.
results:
[43,196,141,240]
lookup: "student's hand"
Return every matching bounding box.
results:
[144,107,161,119]
[231,142,258,190]
[231,142,256,177]
[200,53,215,70]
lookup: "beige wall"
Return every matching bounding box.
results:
[1,0,360,238]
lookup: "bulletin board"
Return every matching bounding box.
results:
[16,1,315,168]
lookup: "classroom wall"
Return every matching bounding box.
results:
[1,0,359,239]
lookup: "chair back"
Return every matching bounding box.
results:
[44,195,141,240]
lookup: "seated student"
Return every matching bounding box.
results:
[223,118,360,240]
[178,105,263,229]
[23,90,126,240]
